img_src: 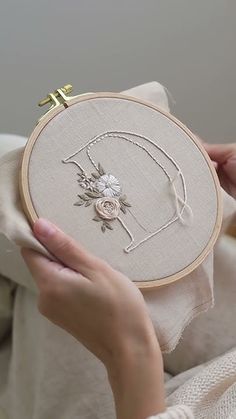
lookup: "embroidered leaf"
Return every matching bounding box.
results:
[119,194,127,202]
[98,163,105,175]
[101,224,106,232]
[74,201,84,206]
[85,200,92,207]
[105,223,113,230]
[123,201,132,207]
[93,216,102,222]
[120,205,127,214]
[78,194,90,201]
[85,191,101,198]
[91,172,100,179]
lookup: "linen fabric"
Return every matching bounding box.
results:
[0,82,235,419]
[163,236,236,373]
[27,94,219,281]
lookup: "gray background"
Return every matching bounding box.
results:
[0,0,235,143]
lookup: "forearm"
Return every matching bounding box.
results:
[107,339,165,419]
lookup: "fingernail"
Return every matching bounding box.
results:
[34,218,56,239]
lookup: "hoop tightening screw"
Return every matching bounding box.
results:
[38,84,73,107]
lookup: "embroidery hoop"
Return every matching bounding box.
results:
[19,87,222,289]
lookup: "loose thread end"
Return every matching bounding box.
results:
[169,177,194,226]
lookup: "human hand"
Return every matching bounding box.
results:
[21,218,165,418]
[203,143,236,199]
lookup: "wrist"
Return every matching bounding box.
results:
[107,338,163,389]
[107,335,165,419]
[105,314,160,369]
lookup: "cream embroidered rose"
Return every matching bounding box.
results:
[95,197,120,220]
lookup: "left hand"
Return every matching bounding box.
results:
[21,218,165,419]
[203,142,236,199]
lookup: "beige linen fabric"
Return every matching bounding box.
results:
[0,82,235,419]
[163,235,236,374]
[27,94,218,281]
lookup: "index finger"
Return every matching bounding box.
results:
[203,143,236,165]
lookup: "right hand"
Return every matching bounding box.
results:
[21,219,165,419]
[203,143,236,199]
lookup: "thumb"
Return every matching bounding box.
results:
[33,218,98,276]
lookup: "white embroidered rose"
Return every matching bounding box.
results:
[95,197,120,220]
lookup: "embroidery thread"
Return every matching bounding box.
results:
[62,130,193,252]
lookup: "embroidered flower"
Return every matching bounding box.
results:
[95,174,121,197]
[78,173,95,191]
[95,197,121,220]
[74,164,131,233]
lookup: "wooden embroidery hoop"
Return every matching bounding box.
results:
[19,85,223,289]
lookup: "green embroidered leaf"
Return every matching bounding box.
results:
[85,191,101,198]
[120,205,127,214]
[101,224,106,232]
[98,163,105,175]
[119,194,127,202]
[93,216,102,222]
[105,223,113,230]
[80,195,90,201]
[123,201,132,207]
[74,201,84,206]
[85,200,92,207]
[91,172,100,179]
